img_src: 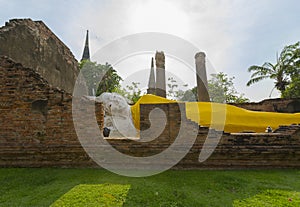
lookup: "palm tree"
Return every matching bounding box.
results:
[247,42,300,96]
[246,43,299,96]
[281,42,300,98]
[283,42,300,76]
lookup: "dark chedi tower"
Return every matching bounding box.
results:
[147,57,156,95]
[81,30,90,61]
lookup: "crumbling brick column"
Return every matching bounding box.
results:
[195,52,210,102]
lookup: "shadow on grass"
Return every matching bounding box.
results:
[1,168,300,206]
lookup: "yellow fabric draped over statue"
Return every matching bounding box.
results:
[131,94,300,133]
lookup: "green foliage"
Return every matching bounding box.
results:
[79,60,122,96]
[79,60,101,96]
[282,76,300,98]
[167,77,188,100]
[180,73,249,103]
[181,86,197,102]
[115,82,143,104]
[282,42,300,98]
[1,168,300,206]
[208,72,249,103]
[96,63,122,96]
[233,189,300,207]
[247,41,300,98]
[50,184,130,207]
[246,54,289,93]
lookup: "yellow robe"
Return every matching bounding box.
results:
[131,95,300,133]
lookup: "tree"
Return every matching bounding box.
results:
[79,60,101,96]
[114,82,144,104]
[246,61,289,95]
[166,77,188,100]
[247,42,300,97]
[281,42,300,98]
[123,82,143,104]
[282,76,300,98]
[208,72,249,103]
[79,60,122,96]
[96,63,122,96]
[181,87,197,102]
[180,72,249,103]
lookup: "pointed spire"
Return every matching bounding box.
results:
[81,30,90,61]
[151,57,154,68]
[147,57,156,95]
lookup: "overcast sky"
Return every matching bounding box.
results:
[1,0,299,101]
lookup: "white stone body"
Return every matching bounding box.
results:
[96,92,137,137]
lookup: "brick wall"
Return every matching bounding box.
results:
[231,98,300,113]
[137,103,300,169]
[0,56,102,167]
[105,103,300,169]
[0,55,299,169]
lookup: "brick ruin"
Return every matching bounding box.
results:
[0,55,299,168]
[0,18,299,169]
[232,98,300,113]
[106,103,300,169]
[0,56,102,167]
[0,19,79,93]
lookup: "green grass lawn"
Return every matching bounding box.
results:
[0,168,300,207]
